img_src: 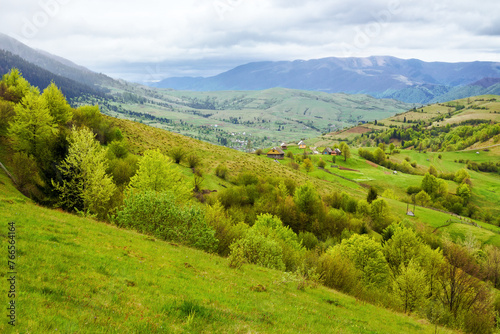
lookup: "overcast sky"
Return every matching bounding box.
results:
[1,0,499,82]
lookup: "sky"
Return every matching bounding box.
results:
[1,0,500,83]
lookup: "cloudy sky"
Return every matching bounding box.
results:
[1,0,499,82]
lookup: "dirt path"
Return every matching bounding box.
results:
[365,160,379,168]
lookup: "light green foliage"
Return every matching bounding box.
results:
[9,90,57,161]
[116,190,218,252]
[72,105,102,129]
[381,189,397,200]
[415,190,431,206]
[0,100,15,135]
[318,247,361,294]
[205,201,248,256]
[383,225,424,276]
[374,147,386,164]
[1,68,31,102]
[53,126,116,218]
[428,165,438,176]
[303,158,313,173]
[340,142,351,162]
[128,149,192,200]
[421,173,438,195]
[334,234,389,288]
[456,183,471,204]
[228,228,285,270]
[370,198,392,232]
[454,168,470,184]
[41,82,73,124]
[294,183,321,216]
[228,214,304,271]
[392,260,428,314]
[421,172,447,198]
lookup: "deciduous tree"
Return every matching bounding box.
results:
[52,126,116,219]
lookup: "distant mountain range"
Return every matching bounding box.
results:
[2,32,500,105]
[152,56,500,104]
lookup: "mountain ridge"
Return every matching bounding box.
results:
[152,56,500,103]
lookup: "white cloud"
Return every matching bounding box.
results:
[1,0,499,81]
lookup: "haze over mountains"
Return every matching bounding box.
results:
[153,56,500,104]
[1,32,500,106]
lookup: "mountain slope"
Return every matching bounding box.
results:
[153,56,500,104]
[0,32,117,88]
[0,49,107,99]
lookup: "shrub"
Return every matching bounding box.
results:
[186,154,201,168]
[168,147,185,164]
[317,159,326,168]
[228,229,285,270]
[215,164,228,179]
[298,231,319,250]
[255,149,263,156]
[115,190,218,252]
[318,248,360,294]
[236,171,258,186]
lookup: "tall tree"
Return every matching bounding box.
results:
[128,149,192,201]
[340,142,351,162]
[0,68,31,103]
[8,90,57,162]
[52,126,116,219]
[41,82,73,125]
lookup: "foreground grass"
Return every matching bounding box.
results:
[0,172,455,334]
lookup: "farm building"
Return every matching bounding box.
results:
[333,148,342,156]
[298,140,306,149]
[323,147,333,155]
[281,142,288,150]
[266,147,285,159]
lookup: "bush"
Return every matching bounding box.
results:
[318,249,360,294]
[186,154,201,169]
[115,190,218,252]
[228,229,285,270]
[168,147,185,164]
[206,202,248,256]
[298,231,319,250]
[255,149,263,156]
[215,164,228,179]
[317,159,326,168]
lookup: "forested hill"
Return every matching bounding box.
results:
[0,49,108,100]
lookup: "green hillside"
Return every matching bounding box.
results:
[75,86,412,149]
[0,171,454,333]
[1,71,498,334]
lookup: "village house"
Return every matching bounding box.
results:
[323,147,333,155]
[280,142,288,150]
[298,140,306,149]
[266,147,285,159]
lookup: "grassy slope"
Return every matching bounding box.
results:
[0,171,455,334]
